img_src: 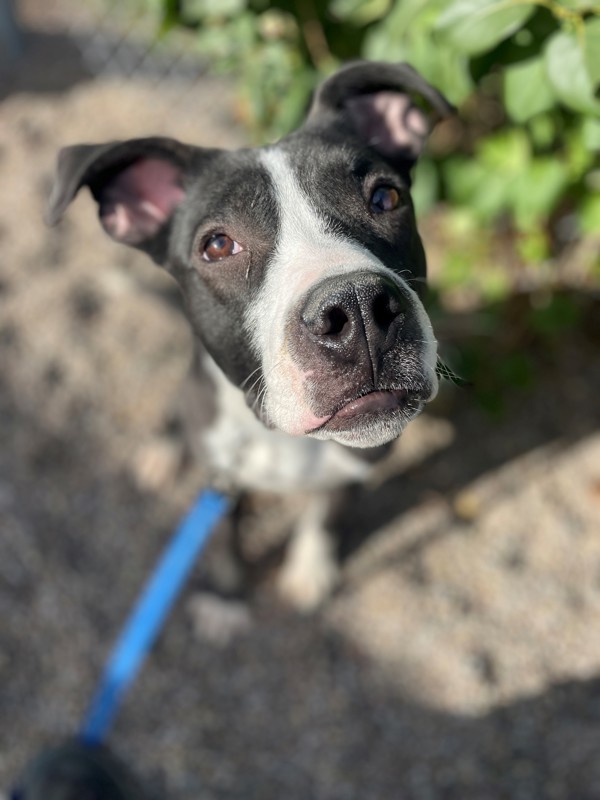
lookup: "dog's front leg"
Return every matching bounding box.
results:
[277,493,342,612]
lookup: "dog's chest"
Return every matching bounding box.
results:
[198,355,372,493]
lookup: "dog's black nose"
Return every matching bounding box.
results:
[300,272,409,359]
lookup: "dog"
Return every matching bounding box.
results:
[47,61,453,612]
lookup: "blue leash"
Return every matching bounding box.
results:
[80,489,230,745]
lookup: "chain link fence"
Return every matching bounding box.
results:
[1,0,210,108]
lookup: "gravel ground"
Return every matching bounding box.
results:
[1,16,600,800]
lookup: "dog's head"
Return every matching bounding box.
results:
[47,62,452,448]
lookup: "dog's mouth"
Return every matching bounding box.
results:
[306,388,423,435]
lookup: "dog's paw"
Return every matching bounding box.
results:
[276,528,340,613]
[277,557,340,613]
[186,591,253,646]
[130,436,182,492]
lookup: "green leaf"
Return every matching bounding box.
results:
[528,113,557,149]
[480,267,511,301]
[443,155,513,221]
[440,250,475,288]
[504,57,555,123]
[580,194,600,236]
[269,68,316,138]
[161,0,181,30]
[583,117,600,151]
[411,156,439,216]
[363,24,408,62]
[478,128,530,172]
[329,0,392,25]
[558,0,600,9]
[511,157,569,229]
[443,157,487,205]
[195,13,257,64]
[185,0,246,19]
[363,0,449,62]
[435,0,536,56]
[362,0,429,62]
[516,227,549,264]
[544,31,600,116]
[565,124,595,179]
[368,0,434,38]
[404,32,473,104]
[364,1,474,105]
[584,18,600,86]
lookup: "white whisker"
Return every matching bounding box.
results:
[240,365,262,390]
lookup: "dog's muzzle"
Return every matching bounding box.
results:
[276,270,436,445]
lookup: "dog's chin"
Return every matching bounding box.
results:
[305,390,427,448]
[307,412,410,447]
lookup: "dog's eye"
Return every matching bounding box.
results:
[370,186,400,213]
[202,234,242,262]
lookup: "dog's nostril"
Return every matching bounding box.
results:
[304,305,350,336]
[301,274,408,343]
[372,292,402,330]
[324,306,349,336]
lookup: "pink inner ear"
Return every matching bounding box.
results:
[346,92,429,161]
[99,158,186,245]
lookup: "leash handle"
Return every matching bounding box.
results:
[80,490,229,745]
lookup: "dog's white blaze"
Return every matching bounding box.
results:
[246,147,438,439]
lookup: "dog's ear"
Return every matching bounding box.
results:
[46,137,196,262]
[305,61,454,171]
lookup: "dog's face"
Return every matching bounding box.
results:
[47,62,453,448]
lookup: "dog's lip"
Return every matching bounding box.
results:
[335,388,408,419]
[305,388,411,433]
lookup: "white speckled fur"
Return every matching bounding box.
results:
[200,352,372,493]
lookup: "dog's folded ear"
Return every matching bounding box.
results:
[305,61,454,171]
[46,137,195,261]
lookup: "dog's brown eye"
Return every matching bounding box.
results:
[202,234,242,262]
[370,186,400,213]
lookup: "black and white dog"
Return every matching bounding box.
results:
[47,61,453,610]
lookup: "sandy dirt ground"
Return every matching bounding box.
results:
[1,9,600,800]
